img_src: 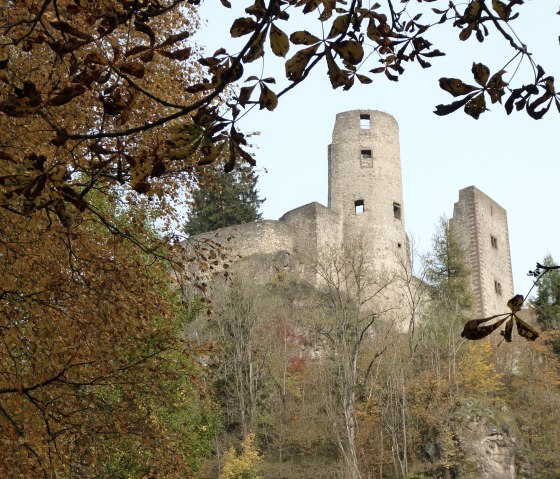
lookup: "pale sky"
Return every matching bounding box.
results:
[194,1,559,298]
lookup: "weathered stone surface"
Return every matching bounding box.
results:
[186,110,514,320]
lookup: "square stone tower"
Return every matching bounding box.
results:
[450,186,514,317]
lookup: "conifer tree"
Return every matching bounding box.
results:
[426,216,474,312]
[531,254,560,330]
[185,165,264,236]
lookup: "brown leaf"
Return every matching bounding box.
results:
[159,31,191,48]
[461,315,508,340]
[356,74,372,84]
[492,0,509,19]
[326,49,350,89]
[487,70,507,103]
[333,40,364,65]
[238,85,256,107]
[290,30,320,46]
[514,315,539,341]
[134,21,155,47]
[49,20,93,41]
[270,24,289,57]
[464,93,486,119]
[244,30,266,63]
[158,48,192,60]
[258,84,278,111]
[120,62,145,79]
[439,78,478,97]
[434,94,474,116]
[328,14,349,39]
[285,45,319,82]
[46,84,86,106]
[472,62,490,86]
[84,52,109,65]
[230,17,258,38]
[125,45,151,57]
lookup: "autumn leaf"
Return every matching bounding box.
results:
[46,84,86,106]
[285,45,319,82]
[464,93,486,119]
[230,17,258,37]
[439,78,478,97]
[472,62,490,86]
[290,30,320,46]
[270,24,289,57]
[332,40,364,65]
[258,83,278,111]
[326,49,351,89]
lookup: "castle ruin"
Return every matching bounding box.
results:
[192,109,514,316]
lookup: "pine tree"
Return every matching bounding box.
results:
[531,254,560,330]
[184,165,264,236]
[426,216,474,312]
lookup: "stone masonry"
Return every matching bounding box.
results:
[189,110,514,316]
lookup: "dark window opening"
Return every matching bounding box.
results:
[491,235,498,249]
[397,242,402,249]
[360,149,373,168]
[494,280,502,295]
[360,114,370,129]
[393,202,401,220]
[355,199,364,214]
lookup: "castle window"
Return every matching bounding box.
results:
[494,280,502,295]
[393,202,401,220]
[491,235,498,249]
[360,149,373,168]
[397,242,402,248]
[354,199,364,214]
[360,114,371,129]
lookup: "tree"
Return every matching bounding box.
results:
[426,216,474,312]
[185,164,264,236]
[531,254,560,330]
[0,201,221,478]
[1,1,557,226]
[314,242,395,479]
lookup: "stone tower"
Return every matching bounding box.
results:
[327,110,408,272]
[450,186,514,317]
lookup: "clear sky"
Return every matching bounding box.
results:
[194,1,559,298]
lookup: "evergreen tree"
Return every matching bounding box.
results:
[426,216,474,312]
[185,165,264,236]
[531,254,560,330]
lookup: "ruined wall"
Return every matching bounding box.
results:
[450,186,514,317]
[280,202,340,283]
[185,111,514,321]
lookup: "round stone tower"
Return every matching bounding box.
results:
[328,110,407,272]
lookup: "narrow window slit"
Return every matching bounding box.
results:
[355,199,364,214]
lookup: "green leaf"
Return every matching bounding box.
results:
[472,62,490,86]
[269,24,289,57]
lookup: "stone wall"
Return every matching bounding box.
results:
[450,186,514,317]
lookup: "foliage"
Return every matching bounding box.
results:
[1,1,558,225]
[426,216,474,311]
[219,433,263,479]
[530,254,560,330]
[0,202,220,478]
[185,164,263,236]
[457,341,504,398]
